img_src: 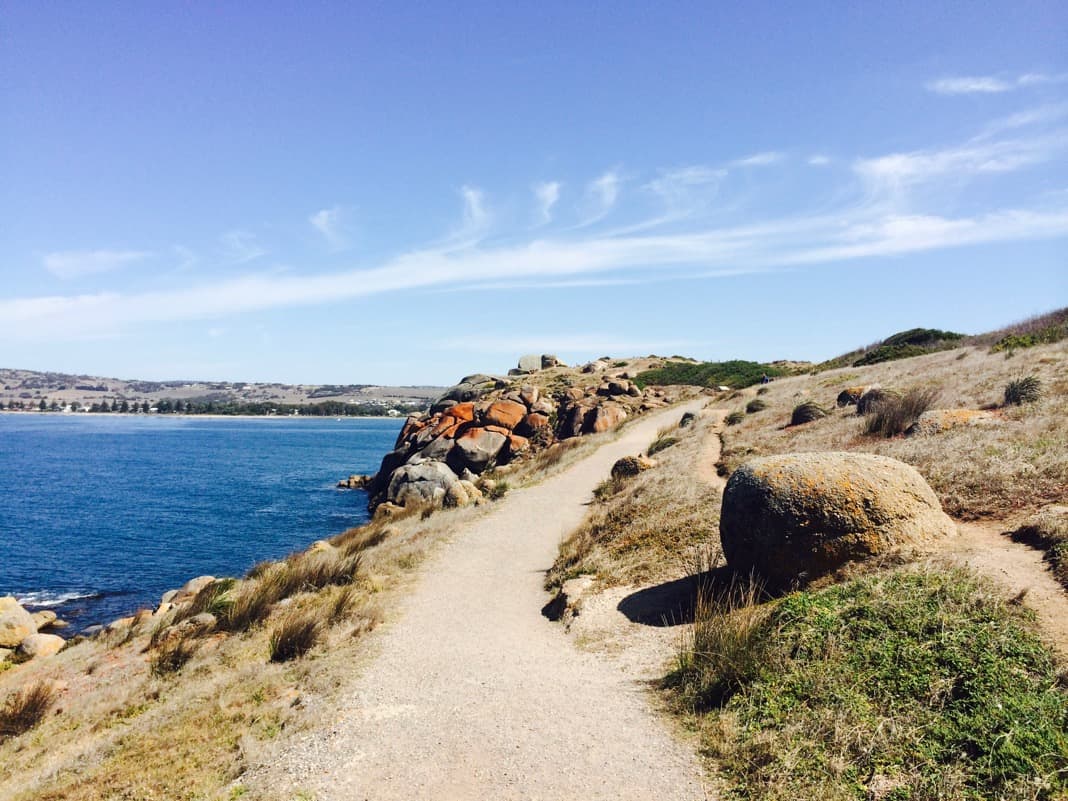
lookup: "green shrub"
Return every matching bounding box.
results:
[671,567,1068,800]
[636,360,785,390]
[856,387,898,415]
[864,386,939,437]
[593,475,626,501]
[745,399,766,414]
[991,324,1068,353]
[487,481,509,501]
[756,386,769,395]
[1004,375,1042,405]
[0,681,57,739]
[789,401,828,426]
[268,609,322,662]
[725,411,745,426]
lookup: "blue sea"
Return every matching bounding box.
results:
[0,414,401,630]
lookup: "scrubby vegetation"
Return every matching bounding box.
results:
[0,682,56,739]
[1004,374,1042,406]
[818,328,966,371]
[978,308,1068,353]
[647,433,679,455]
[789,400,827,426]
[268,609,322,662]
[671,567,1068,800]
[863,386,939,437]
[744,399,766,414]
[636,360,785,391]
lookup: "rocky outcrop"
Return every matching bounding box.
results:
[17,632,65,659]
[906,409,999,436]
[360,364,678,511]
[0,596,36,647]
[720,452,955,586]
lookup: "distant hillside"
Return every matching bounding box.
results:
[815,328,966,371]
[0,368,443,415]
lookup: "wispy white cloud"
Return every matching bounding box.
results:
[854,132,1066,195]
[731,151,784,167]
[309,206,349,250]
[927,72,1068,95]
[808,155,832,166]
[439,332,698,355]
[576,170,621,227]
[221,230,266,263]
[533,181,561,225]
[11,113,1067,341]
[42,249,151,279]
[172,245,198,271]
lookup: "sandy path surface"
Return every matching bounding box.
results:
[695,409,727,490]
[252,400,710,801]
[934,521,1068,658]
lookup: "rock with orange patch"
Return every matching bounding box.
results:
[583,403,627,434]
[450,427,508,473]
[720,452,955,586]
[906,409,998,436]
[444,402,475,424]
[516,412,550,436]
[507,434,530,455]
[483,400,527,430]
[836,386,870,407]
[396,416,426,446]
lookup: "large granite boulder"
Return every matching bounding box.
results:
[720,452,955,586]
[0,596,37,647]
[584,403,628,434]
[450,427,508,473]
[17,632,65,659]
[517,355,543,372]
[483,400,527,430]
[387,461,461,506]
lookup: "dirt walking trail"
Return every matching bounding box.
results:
[255,400,710,801]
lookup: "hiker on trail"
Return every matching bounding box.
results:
[761,373,770,384]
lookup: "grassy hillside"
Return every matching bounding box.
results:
[549,334,1068,799]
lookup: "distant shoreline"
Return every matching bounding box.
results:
[0,410,410,421]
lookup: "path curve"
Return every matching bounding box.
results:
[251,400,710,800]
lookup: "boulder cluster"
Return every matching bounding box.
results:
[358,356,682,513]
[0,596,67,663]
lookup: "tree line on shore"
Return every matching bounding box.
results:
[0,398,427,416]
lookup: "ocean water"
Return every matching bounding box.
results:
[0,414,401,630]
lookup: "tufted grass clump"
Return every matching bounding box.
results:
[745,399,767,414]
[150,637,199,676]
[1004,375,1042,406]
[0,681,57,739]
[647,433,679,455]
[789,400,828,426]
[268,608,322,662]
[725,411,745,426]
[863,387,939,438]
[673,567,1068,800]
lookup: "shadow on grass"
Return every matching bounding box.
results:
[617,566,739,627]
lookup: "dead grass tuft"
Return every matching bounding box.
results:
[0,681,57,739]
[863,386,939,437]
[268,608,322,662]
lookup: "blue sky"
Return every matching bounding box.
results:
[2,2,1066,385]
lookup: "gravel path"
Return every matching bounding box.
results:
[254,400,710,800]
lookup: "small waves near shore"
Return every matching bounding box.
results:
[0,414,401,629]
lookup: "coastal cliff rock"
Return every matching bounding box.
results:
[0,596,36,648]
[17,632,65,660]
[359,359,694,511]
[720,452,955,585]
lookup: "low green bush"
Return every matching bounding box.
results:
[725,411,745,426]
[863,386,939,437]
[670,567,1068,800]
[745,399,766,414]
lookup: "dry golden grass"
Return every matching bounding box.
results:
[546,412,722,591]
[0,491,485,801]
[719,340,1068,519]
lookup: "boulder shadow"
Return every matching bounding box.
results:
[617,566,737,627]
